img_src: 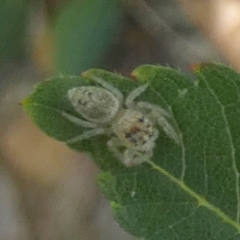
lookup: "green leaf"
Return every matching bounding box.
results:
[53,0,122,74]
[23,64,240,239]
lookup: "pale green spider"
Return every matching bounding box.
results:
[62,76,180,167]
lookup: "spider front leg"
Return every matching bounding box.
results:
[107,137,152,167]
[125,83,149,108]
[62,112,98,128]
[66,128,110,144]
[107,137,125,162]
[62,111,111,143]
[123,148,153,167]
[137,101,181,145]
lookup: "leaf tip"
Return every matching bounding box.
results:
[81,68,103,78]
[111,201,122,211]
[81,70,90,77]
[131,65,154,83]
[131,66,144,78]
[111,201,127,220]
[21,97,31,109]
[189,62,214,72]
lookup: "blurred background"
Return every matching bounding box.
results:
[0,0,239,239]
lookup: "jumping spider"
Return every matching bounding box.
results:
[63,76,180,167]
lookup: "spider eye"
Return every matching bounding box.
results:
[77,99,85,106]
[87,91,93,97]
[138,117,145,122]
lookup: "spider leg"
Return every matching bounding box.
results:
[89,76,124,104]
[125,83,149,108]
[137,101,171,118]
[108,137,153,167]
[156,114,181,145]
[62,112,98,128]
[137,101,181,145]
[123,148,153,167]
[107,137,124,161]
[66,128,109,144]
[149,128,159,143]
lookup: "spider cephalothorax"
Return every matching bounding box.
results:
[63,76,180,167]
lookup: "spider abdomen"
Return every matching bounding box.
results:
[68,86,120,123]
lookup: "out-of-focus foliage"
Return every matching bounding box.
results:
[0,0,123,75]
[0,0,30,66]
[52,0,123,74]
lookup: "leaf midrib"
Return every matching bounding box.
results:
[147,160,240,233]
[201,74,240,223]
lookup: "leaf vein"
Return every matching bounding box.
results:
[203,78,240,223]
[150,87,186,180]
[147,160,240,232]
